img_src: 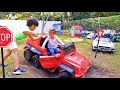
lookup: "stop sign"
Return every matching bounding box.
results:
[0,26,13,48]
[97,29,104,39]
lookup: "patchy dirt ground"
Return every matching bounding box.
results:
[10,60,115,78]
[85,65,111,78]
[12,60,59,78]
[1,58,118,78]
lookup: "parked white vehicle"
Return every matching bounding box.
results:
[92,37,115,53]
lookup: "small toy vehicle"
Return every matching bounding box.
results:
[112,32,120,42]
[24,35,90,78]
[92,37,115,53]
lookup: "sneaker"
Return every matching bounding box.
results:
[0,64,8,67]
[13,68,26,75]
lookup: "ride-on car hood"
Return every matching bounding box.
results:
[63,51,89,68]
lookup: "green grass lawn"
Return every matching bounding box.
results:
[0,33,120,78]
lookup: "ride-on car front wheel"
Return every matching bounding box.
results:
[59,71,72,78]
[32,55,40,67]
[24,49,33,61]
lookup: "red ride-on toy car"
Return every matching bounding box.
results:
[24,35,90,78]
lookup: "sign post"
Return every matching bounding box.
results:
[94,29,104,58]
[0,26,13,78]
[1,48,5,78]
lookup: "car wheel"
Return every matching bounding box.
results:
[32,55,41,67]
[110,51,114,54]
[24,49,33,62]
[92,46,95,51]
[59,71,72,78]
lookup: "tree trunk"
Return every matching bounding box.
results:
[41,12,50,34]
[41,12,45,34]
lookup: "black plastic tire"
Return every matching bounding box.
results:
[92,48,96,51]
[24,49,33,62]
[32,55,40,67]
[110,51,114,54]
[92,46,95,51]
[59,71,71,78]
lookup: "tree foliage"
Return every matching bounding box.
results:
[0,12,120,20]
[72,12,92,20]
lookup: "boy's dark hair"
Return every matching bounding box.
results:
[27,18,39,27]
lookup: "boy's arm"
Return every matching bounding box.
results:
[56,36,65,45]
[23,31,39,41]
[32,32,38,37]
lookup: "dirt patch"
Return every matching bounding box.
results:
[11,60,118,78]
[13,60,59,78]
[85,65,111,78]
[2,59,117,78]
[85,64,119,78]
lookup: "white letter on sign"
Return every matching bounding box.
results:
[6,34,10,41]
[1,34,5,41]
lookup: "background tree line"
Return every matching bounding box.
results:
[0,12,120,21]
[0,12,120,30]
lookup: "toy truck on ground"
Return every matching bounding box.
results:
[24,35,90,78]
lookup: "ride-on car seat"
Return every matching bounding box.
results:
[40,36,51,55]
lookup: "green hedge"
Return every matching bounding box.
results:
[62,15,120,31]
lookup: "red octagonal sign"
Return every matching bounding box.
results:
[0,26,13,48]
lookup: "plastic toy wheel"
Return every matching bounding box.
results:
[32,55,40,67]
[92,46,95,51]
[59,71,71,78]
[24,49,33,61]
[110,51,114,54]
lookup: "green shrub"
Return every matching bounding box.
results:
[62,15,120,31]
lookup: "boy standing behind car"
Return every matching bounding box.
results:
[0,18,40,75]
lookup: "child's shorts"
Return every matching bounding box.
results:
[7,40,18,51]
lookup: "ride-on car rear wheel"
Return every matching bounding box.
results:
[24,49,33,61]
[32,55,40,67]
[59,71,72,78]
